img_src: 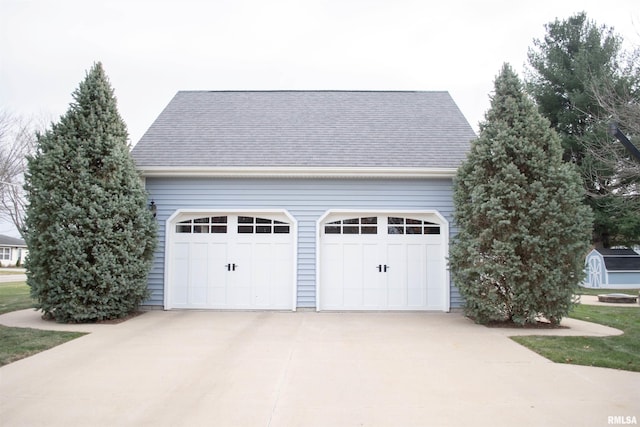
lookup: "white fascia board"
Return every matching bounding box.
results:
[136,166,458,178]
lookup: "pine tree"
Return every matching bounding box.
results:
[23,63,156,322]
[527,12,640,247]
[450,64,593,325]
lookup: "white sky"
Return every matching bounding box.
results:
[0,0,638,236]
[2,0,639,141]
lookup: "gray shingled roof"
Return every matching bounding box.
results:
[131,91,476,169]
[0,234,26,247]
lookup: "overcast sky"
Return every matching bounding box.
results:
[0,0,638,236]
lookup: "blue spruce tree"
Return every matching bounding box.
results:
[24,63,156,322]
[450,64,593,325]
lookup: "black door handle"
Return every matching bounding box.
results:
[225,263,238,272]
[377,265,382,272]
[384,265,389,272]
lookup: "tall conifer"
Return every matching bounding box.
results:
[527,12,640,247]
[450,64,592,325]
[24,63,156,322]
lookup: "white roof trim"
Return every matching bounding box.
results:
[136,166,458,178]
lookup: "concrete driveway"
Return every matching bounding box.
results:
[0,309,638,427]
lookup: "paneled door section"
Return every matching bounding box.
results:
[170,214,293,309]
[320,215,445,310]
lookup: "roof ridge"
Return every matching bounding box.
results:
[177,90,449,94]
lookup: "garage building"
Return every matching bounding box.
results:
[131,91,475,311]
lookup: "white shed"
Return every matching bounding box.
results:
[584,248,640,289]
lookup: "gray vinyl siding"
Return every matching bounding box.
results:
[144,177,461,309]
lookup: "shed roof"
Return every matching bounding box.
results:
[596,248,640,271]
[131,91,476,170]
[597,248,638,256]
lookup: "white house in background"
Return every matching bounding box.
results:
[131,91,476,312]
[0,234,27,267]
[584,248,640,289]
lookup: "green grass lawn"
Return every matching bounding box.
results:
[512,304,640,372]
[0,326,85,366]
[0,282,86,367]
[0,281,35,315]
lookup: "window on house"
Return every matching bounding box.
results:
[237,217,290,234]
[387,217,440,235]
[176,216,228,233]
[324,217,378,234]
[0,248,11,260]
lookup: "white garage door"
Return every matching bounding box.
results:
[319,213,447,311]
[168,212,295,310]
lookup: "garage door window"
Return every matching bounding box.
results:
[325,217,378,235]
[237,216,290,234]
[176,216,227,233]
[388,217,440,235]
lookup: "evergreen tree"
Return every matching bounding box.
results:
[450,64,593,326]
[527,12,640,247]
[23,63,156,322]
[526,12,622,159]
